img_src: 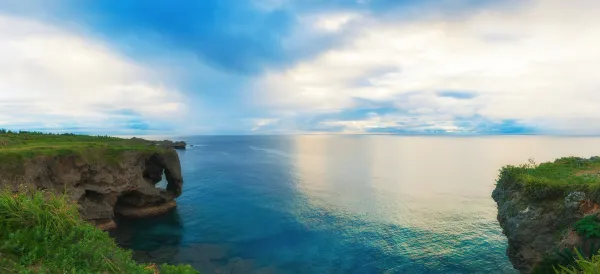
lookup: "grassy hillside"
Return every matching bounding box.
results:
[0,190,198,273]
[497,157,600,200]
[0,130,165,167]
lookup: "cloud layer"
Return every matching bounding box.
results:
[254,0,600,134]
[1,0,599,135]
[0,15,184,134]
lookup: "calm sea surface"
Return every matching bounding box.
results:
[111,135,600,273]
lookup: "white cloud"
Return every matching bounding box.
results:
[311,13,361,32]
[0,14,185,132]
[250,118,279,131]
[319,112,464,134]
[255,0,600,134]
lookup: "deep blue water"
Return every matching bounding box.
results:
[112,135,600,273]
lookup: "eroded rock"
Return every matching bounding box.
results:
[115,200,177,218]
[0,148,184,229]
[493,185,587,272]
[565,191,586,210]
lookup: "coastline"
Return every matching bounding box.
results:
[493,156,600,273]
[0,130,197,273]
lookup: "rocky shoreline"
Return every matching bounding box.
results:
[0,137,187,230]
[131,137,188,150]
[492,157,600,273]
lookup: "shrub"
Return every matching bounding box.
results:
[575,216,600,239]
[0,190,198,273]
[533,242,600,274]
[556,249,600,273]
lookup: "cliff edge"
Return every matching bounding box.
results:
[492,157,600,273]
[0,131,186,230]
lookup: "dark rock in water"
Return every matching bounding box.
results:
[130,243,278,274]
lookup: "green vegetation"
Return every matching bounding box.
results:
[556,249,600,273]
[0,190,198,273]
[533,242,600,274]
[575,216,600,239]
[0,130,164,168]
[496,157,600,200]
[497,156,600,273]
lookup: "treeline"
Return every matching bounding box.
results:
[0,129,109,137]
[0,129,115,139]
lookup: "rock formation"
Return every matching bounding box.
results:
[0,148,184,230]
[130,138,187,150]
[493,187,580,272]
[492,157,600,273]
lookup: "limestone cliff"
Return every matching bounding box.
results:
[492,157,600,273]
[0,148,184,230]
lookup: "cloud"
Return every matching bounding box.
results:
[38,0,299,75]
[254,0,600,134]
[3,0,468,76]
[2,0,598,135]
[250,118,280,131]
[0,14,185,134]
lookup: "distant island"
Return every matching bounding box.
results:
[493,156,600,273]
[0,130,198,273]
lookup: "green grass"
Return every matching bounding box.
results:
[496,157,600,200]
[0,130,165,169]
[0,190,199,273]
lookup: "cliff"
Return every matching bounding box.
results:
[492,157,600,273]
[0,131,185,229]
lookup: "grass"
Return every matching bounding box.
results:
[0,130,166,169]
[496,157,600,200]
[0,189,199,273]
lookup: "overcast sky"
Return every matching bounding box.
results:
[0,0,599,135]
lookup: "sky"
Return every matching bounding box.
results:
[0,0,599,135]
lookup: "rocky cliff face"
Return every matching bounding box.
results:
[0,149,183,230]
[492,178,596,273]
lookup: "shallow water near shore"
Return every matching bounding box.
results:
[111,135,600,273]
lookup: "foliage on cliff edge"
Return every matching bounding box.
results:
[496,156,600,200]
[495,156,600,273]
[0,190,198,273]
[556,249,600,273]
[0,130,167,168]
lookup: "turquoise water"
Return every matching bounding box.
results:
[112,135,600,273]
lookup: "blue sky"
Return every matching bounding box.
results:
[0,0,599,135]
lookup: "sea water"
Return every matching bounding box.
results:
[111,135,600,273]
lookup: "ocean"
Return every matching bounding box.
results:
[110,135,600,273]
